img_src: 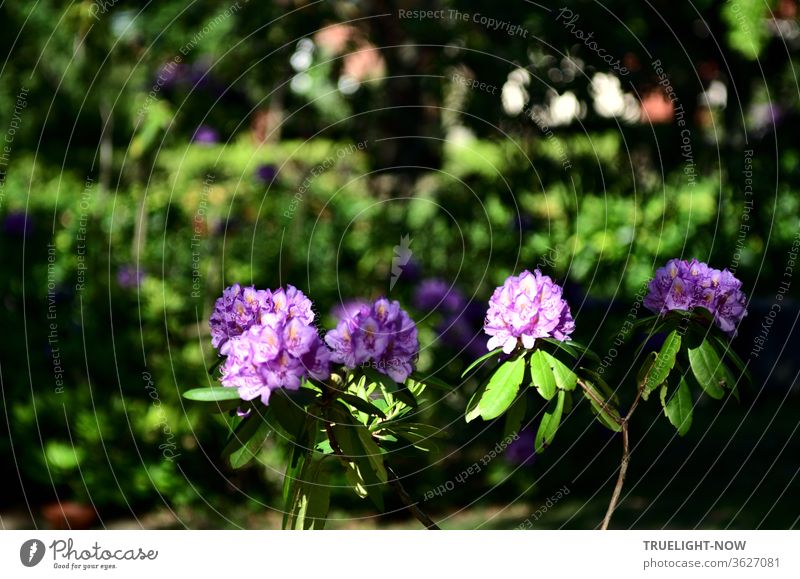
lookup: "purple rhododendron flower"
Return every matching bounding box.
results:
[213,284,331,405]
[325,297,419,382]
[209,284,269,349]
[330,299,369,323]
[644,258,747,336]
[484,269,575,354]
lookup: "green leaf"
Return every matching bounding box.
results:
[268,390,311,437]
[284,459,330,530]
[530,350,557,400]
[282,416,318,502]
[643,330,682,393]
[379,421,445,439]
[664,377,693,436]
[288,386,321,407]
[331,417,386,510]
[503,393,527,439]
[465,378,488,423]
[721,363,740,402]
[344,462,370,499]
[581,378,622,432]
[315,439,334,454]
[228,422,271,469]
[637,352,657,401]
[580,368,619,405]
[222,411,271,463]
[283,445,309,503]
[562,391,573,414]
[183,387,242,402]
[564,340,602,364]
[461,348,503,378]
[380,422,444,452]
[478,356,527,420]
[337,393,387,419]
[535,390,565,453]
[540,337,579,359]
[355,425,388,484]
[363,367,417,408]
[409,372,451,391]
[544,351,578,391]
[710,333,749,399]
[687,339,726,399]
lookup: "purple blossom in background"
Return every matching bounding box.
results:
[438,302,487,358]
[3,211,33,237]
[414,278,465,312]
[505,430,537,465]
[155,61,185,89]
[414,278,485,355]
[399,258,422,284]
[255,164,278,183]
[186,60,213,89]
[484,269,575,354]
[213,284,330,405]
[326,297,419,382]
[644,258,747,336]
[192,125,219,145]
[117,265,145,289]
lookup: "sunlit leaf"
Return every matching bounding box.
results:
[663,378,693,436]
[461,348,503,378]
[337,393,387,419]
[478,356,526,420]
[687,339,726,399]
[535,390,565,453]
[530,349,557,400]
[643,329,681,393]
[183,387,241,402]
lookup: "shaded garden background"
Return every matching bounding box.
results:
[0,0,798,529]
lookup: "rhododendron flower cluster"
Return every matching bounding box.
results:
[325,298,419,382]
[210,284,330,405]
[644,258,747,335]
[484,269,575,354]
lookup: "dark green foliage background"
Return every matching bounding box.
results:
[0,0,796,528]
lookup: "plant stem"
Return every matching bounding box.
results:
[578,379,620,418]
[601,418,629,530]
[385,463,441,530]
[324,420,344,455]
[600,385,644,530]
